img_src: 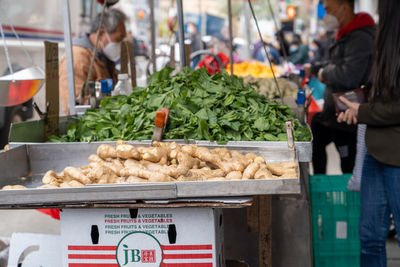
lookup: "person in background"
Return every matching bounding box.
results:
[187,23,202,54]
[187,23,202,68]
[306,39,328,102]
[308,40,325,63]
[306,0,375,174]
[275,30,290,60]
[287,35,309,65]
[59,8,127,115]
[337,1,400,265]
[252,35,281,64]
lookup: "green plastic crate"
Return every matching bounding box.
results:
[309,174,360,267]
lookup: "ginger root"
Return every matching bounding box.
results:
[88,165,118,184]
[226,171,242,180]
[254,164,273,179]
[120,168,172,182]
[206,177,226,181]
[242,163,260,180]
[42,170,62,185]
[182,168,225,181]
[213,148,231,158]
[32,142,297,189]
[254,156,266,164]
[64,167,92,185]
[59,180,85,188]
[124,159,145,169]
[116,144,141,160]
[245,153,257,161]
[267,161,297,176]
[2,185,26,190]
[88,154,103,163]
[126,176,148,183]
[97,144,117,159]
[37,184,59,189]
[138,146,168,164]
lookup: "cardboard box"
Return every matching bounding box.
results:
[61,208,224,267]
[7,233,61,267]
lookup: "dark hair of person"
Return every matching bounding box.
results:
[337,0,355,10]
[312,40,322,49]
[370,0,400,102]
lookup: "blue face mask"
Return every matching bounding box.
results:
[309,46,317,52]
[289,46,298,54]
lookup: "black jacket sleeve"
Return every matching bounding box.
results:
[321,31,374,92]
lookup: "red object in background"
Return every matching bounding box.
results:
[287,6,296,20]
[168,16,178,32]
[37,209,60,220]
[197,52,230,75]
[307,95,322,126]
[7,80,41,106]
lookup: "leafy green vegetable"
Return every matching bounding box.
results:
[51,67,311,143]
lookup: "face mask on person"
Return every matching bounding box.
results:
[324,4,344,31]
[323,14,339,31]
[101,32,121,62]
[309,45,318,52]
[289,45,298,54]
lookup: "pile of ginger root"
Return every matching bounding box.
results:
[2,141,298,189]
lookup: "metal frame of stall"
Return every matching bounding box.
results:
[2,137,312,266]
[4,0,314,266]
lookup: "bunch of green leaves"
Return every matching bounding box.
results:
[50,67,311,143]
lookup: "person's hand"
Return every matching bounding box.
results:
[337,96,360,125]
[318,68,325,83]
[303,63,312,77]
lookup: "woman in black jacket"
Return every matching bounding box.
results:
[338,1,400,266]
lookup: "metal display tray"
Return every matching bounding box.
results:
[9,139,312,163]
[0,142,300,208]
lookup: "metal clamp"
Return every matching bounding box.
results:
[286,120,295,152]
[33,101,50,121]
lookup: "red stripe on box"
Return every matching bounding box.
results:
[68,254,116,259]
[162,263,212,267]
[163,253,213,259]
[162,245,212,250]
[68,245,117,251]
[69,264,118,267]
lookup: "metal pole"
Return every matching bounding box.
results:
[62,0,76,115]
[243,2,252,60]
[149,0,156,73]
[176,0,186,68]
[227,0,234,75]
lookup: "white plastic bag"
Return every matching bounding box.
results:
[347,124,367,192]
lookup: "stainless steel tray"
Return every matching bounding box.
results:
[0,142,300,208]
[10,139,311,162]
